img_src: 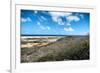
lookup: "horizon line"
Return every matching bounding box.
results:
[21,34,89,36]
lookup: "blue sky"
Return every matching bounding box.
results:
[21,10,90,35]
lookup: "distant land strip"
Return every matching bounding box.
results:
[21,34,88,36]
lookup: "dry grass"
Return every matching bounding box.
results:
[21,36,89,62]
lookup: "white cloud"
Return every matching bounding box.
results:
[21,17,32,23]
[38,18,43,22]
[40,26,45,30]
[49,12,81,26]
[38,16,47,22]
[37,22,50,30]
[83,32,89,35]
[66,15,80,22]
[37,22,41,25]
[57,18,65,25]
[65,15,81,26]
[49,12,72,25]
[40,26,51,30]
[34,11,38,14]
[66,23,71,26]
[80,14,84,19]
[49,12,72,17]
[49,16,65,25]
[37,22,45,30]
[40,16,47,21]
[52,16,58,22]
[46,26,50,30]
[64,27,74,32]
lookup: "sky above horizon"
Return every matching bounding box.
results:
[21,10,90,35]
